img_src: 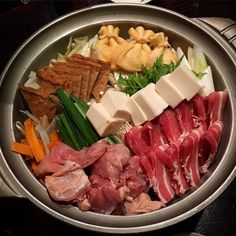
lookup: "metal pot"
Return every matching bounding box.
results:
[0,3,235,234]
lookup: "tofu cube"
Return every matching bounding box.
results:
[125,97,147,126]
[86,103,125,137]
[100,90,131,121]
[132,83,168,121]
[155,73,185,108]
[168,64,202,101]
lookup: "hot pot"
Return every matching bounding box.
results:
[0,3,236,234]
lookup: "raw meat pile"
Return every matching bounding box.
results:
[35,90,228,215]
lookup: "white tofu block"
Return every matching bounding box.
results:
[132,83,168,121]
[125,97,147,125]
[100,90,131,121]
[156,74,185,108]
[86,103,125,137]
[168,64,202,101]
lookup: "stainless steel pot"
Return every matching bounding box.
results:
[0,3,236,234]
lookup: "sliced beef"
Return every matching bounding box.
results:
[124,126,151,156]
[205,90,228,125]
[158,108,182,143]
[198,120,224,173]
[163,144,190,195]
[180,126,204,187]
[141,151,175,203]
[125,91,228,204]
[124,122,166,156]
[175,100,194,135]
[191,95,208,130]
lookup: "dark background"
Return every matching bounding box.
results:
[0,1,236,236]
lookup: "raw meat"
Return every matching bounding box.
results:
[45,162,90,202]
[124,192,164,215]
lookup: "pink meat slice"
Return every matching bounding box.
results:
[124,192,164,215]
[198,120,224,173]
[45,161,90,202]
[91,143,131,179]
[150,120,168,145]
[180,126,204,187]
[124,122,166,156]
[205,90,228,125]
[162,144,190,195]
[158,108,182,143]
[124,125,152,155]
[142,151,175,203]
[175,100,194,136]
[191,95,208,130]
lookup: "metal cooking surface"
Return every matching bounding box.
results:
[0,4,236,234]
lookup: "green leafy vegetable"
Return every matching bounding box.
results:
[55,88,98,146]
[117,55,183,96]
[52,89,119,150]
[192,70,207,79]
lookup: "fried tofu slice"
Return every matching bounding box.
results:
[19,86,57,121]
[92,61,111,101]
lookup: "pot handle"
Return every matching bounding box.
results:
[193,17,236,50]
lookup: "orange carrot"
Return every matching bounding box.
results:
[11,142,33,157]
[50,131,60,143]
[48,131,60,150]
[24,118,45,163]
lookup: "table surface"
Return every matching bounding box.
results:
[0,1,236,236]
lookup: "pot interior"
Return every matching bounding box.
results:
[0,4,235,234]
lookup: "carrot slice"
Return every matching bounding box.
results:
[11,142,33,157]
[47,131,60,150]
[24,118,45,163]
[50,131,60,143]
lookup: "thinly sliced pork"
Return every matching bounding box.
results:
[163,144,190,195]
[180,127,204,187]
[143,151,175,203]
[205,90,228,125]
[198,120,224,173]
[158,108,181,143]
